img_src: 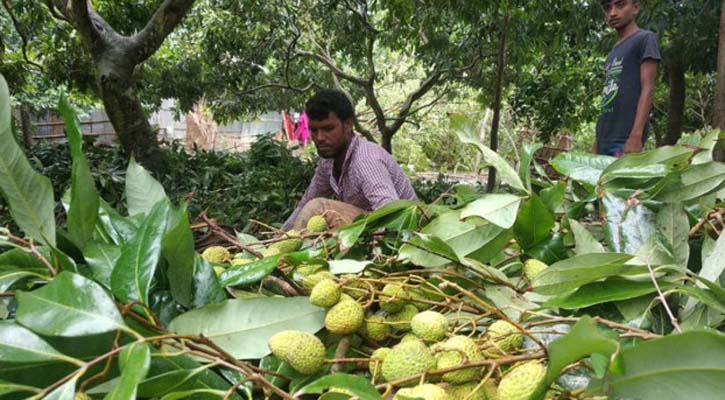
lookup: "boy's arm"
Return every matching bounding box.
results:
[624,59,658,153]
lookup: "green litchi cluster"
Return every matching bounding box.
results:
[411,311,449,342]
[386,304,419,332]
[394,384,449,400]
[306,215,328,233]
[435,336,485,384]
[486,320,523,354]
[380,283,408,313]
[325,299,365,335]
[310,279,341,308]
[381,340,437,384]
[201,246,231,264]
[363,314,391,342]
[369,347,391,382]
[497,361,546,400]
[446,379,498,400]
[523,259,548,281]
[268,331,326,375]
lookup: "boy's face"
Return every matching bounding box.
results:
[601,0,640,30]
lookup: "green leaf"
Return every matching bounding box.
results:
[569,219,605,254]
[337,219,367,249]
[601,193,657,254]
[191,256,227,308]
[16,271,128,336]
[656,162,725,203]
[542,317,618,392]
[514,194,555,250]
[0,248,47,269]
[328,259,371,275]
[0,321,81,364]
[459,194,522,229]
[399,210,507,267]
[0,266,48,292]
[83,241,121,289]
[98,199,138,245]
[125,157,167,218]
[0,74,56,245]
[451,113,526,193]
[544,279,674,309]
[160,389,227,400]
[0,380,40,396]
[220,255,280,287]
[59,94,99,250]
[139,354,241,399]
[105,342,151,400]
[112,200,170,305]
[550,152,614,186]
[607,331,725,400]
[162,206,195,307]
[525,233,567,265]
[168,297,325,359]
[532,253,644,295]
[399,232,461,268]
[600,146,693,184]
[41,375,78,400]
[519,142,543,191]
[295,374,382,400]
[655,203,690,267]
[539,181,567,213]
[697,222,725,286]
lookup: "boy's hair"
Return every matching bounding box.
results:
[305,90,355,122]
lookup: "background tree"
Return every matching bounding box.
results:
[714,0,725,161]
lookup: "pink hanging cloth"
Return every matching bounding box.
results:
[294,112,310,147]
[282,111,295,141]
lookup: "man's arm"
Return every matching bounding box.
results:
[624,59,658,153]
[281,164,333,230]
[357,158,400,209]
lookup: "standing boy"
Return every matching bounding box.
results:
[594,0,661,156]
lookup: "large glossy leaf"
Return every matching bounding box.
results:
[399,211,506,267]
[451,113,527,193]
[125,157,167,218]
[514,194,555,250]
[550,152,614,186]
[112,200,170,305]
[544,279,675,309]
[525,233,567,265]
[519,142,543,191]
[105,342,151,400]
[601,193,656,254]
[162,206,195,307]
[191,256,227,308]
[0,248,46,269]
[535,317,618,399]
[698,232,725,288]
[138,354,241,400]
[0,321,81,364]
[0,266,48,292]
[15,271,128,336]
[607,331,725,399]
[600,146,693,184]
[337,219,367,249]
[328,259,371,275]
[83,241,121,289]
[0,380,40,397]
[569,219,605,254]
[41,375,79,400]
[539,181,567,213]
[656,162,725,203]
[460,194,522,229]
[655,204,690,267]
[168,297,325,359]
[98,200,138,245]
[532,253,645,295]
[220,255,281,287]
[399,232,461,267]
[59,95,99,250]
[0,74,56,245]
[295,374,382,400]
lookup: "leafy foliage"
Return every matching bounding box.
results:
[1,73,724,400]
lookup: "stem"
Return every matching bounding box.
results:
[644,258,682,333]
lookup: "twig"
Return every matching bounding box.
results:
[330,337,351,373]
[263,275,300,296]
[201,212,264,258]
[644,257,681,333]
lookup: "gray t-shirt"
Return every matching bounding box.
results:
[596,30,661,147]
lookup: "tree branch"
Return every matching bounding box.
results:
[1,0,44,71]
[388,70,443,134]
[130,0,196,63]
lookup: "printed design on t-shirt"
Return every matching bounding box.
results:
[600,57,623,114]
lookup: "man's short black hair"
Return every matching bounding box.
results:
[305,89,355,122]
[600,0,639,5]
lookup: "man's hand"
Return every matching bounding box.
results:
[624,134,643,154]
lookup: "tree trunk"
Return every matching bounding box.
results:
[665,59,686,145]
[19,106,33,149]
[381,130,393,154]
[713,0,725,162]
[487,15,510,193]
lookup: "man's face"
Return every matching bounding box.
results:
[601,0,639,30]
[309,112,353,159]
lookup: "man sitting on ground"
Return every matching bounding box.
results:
[282,90,417,230]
